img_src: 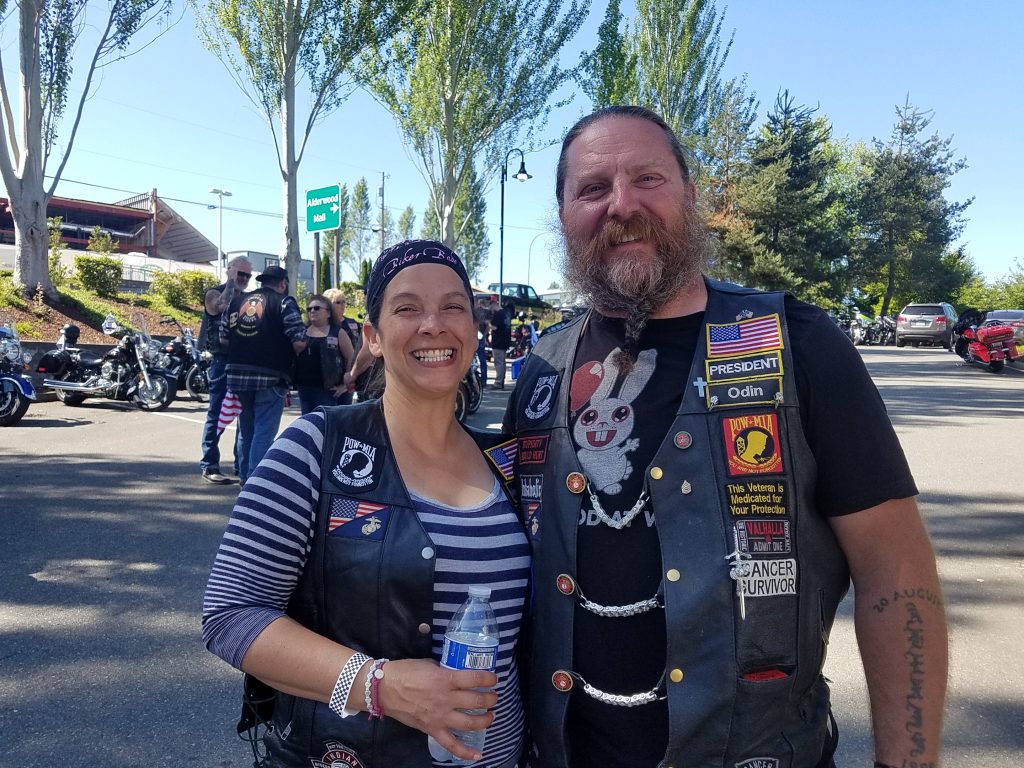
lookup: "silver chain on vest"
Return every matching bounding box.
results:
[575,582,661,617]
[585,480,649,530]
[576,673,665,707]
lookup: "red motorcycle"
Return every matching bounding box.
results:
[953,309,1024,373]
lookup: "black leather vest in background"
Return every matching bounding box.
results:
[264,401,517,767]
[199,282,227,356]
[226,286,293,378]
[508,279,850,768]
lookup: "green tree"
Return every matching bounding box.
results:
[628,0,733,143]
[320,184,350,287]
[345,178,374,269]
[421,167,490,281]
[577,0,634,109]
[47,217,70,287]
[358,0,586,247]
[855,98,972,315]
[397,205,416,241]
[1,0,172,298]
[192,0,412,287]
[87,226,117,256]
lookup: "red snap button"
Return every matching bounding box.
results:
[552,671,573,692]
[556,574,576,595]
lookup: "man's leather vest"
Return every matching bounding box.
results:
[263,401,518,767]
[507,279,850,768]
[199,282,228,356]
[227,286,292,377]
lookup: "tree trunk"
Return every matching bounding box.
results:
[280,7,301,288]
[10,185,53,299]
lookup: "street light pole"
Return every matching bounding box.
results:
[209,187,233,280]
[499,148,531,299]
[526,231,547,286]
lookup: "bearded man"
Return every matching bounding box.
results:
[504,106,946,768]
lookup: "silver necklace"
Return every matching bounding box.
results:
[575,672,665,707]
[585,480,649,530]
[574,582,661,618]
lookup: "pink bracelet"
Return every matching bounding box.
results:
[364,658,389,719]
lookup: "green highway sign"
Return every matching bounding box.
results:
[306,184,341,232]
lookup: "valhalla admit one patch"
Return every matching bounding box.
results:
[722,413,783,476]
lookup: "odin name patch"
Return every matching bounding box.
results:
[706,376,782,409]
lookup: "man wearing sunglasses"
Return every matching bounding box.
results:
[199,256,252,484]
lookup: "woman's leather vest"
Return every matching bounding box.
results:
[506,279,850,768]
[263,401,517,767]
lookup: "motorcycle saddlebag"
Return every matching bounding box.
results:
[977,324,1013,344]
[36,349,71,377]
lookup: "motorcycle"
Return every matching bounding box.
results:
[952,308,1024,373]
[157,316,211,402]
[873,315,897,346]
[0,323,36,426]
[36,314,177,410]
[455,354,483,423]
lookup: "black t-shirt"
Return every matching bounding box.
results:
[560,296,917,768]
[491,309,512,348]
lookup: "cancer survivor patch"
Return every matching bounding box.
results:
[738,559,797,597]
[722,413,784,476]
[331,435,383,490]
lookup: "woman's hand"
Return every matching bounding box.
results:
[377,658,498,762]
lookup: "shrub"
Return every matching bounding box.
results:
[149,271,187,306]
[149,270,215,308]
[15,320,38,338]
[74,255,122,298]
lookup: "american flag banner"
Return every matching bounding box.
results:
[217,390,242,434]
[485,439,518,481]
[329,497,389,533]
[707,315,783,358]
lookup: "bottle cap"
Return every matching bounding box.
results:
[467,585,492,599]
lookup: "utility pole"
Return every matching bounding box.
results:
[378,171,386,254]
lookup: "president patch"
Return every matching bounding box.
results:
[707,376,782,409]
[722,413,783,476]
[706,350,783,383]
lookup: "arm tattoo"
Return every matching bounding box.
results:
[903,601,927,759]
[871,586,943,615]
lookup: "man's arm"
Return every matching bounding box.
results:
[205,267,244,315]
[830,497,947,767]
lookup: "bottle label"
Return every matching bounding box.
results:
[440,636,497,672]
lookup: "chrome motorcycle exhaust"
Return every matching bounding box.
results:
[41,378,106,393]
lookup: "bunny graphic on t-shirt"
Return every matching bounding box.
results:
[570,348,657,495]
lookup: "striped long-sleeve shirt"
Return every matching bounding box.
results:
[202,412,530,768]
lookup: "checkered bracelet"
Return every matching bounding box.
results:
[328,652,371,719]
[364,658,389,719]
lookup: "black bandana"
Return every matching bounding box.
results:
[365,240,473,312]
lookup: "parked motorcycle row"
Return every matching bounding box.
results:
[952,309,1024,373]
[838,313,898,347]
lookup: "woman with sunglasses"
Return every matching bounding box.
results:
[293,294,355,414]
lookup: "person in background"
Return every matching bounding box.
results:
[203,240,529,768]
[225,265,306,482]
[489,298,513,390]
[504,106,947,768]
[199,255,251,484]
[325,288,365,405]
[475,295,492,385]
[293,294,355,414]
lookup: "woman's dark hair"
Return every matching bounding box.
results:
[555,105,692,210]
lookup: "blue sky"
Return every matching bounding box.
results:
[9,0,1020,293]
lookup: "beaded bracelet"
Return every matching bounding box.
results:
[364,658,389,719]
[329,652,371,719]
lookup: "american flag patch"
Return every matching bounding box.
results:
[329,497,388,532]
[485,439,518,481]
[707,315,783,358]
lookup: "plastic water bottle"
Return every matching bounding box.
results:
[427,585,499,766]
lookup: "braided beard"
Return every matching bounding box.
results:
[560,204,707,371]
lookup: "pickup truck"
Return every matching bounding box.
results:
[486,282,552,312]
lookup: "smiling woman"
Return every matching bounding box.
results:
[202,240,531,768]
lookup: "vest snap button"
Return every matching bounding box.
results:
[417,623,431,635]
[666,568,681,582]
[670,668,684,683]
[552,670,573,692]
[421,546,435,559]
[566,472,586,494]
[649,466,663,480]
[556,574,576,595]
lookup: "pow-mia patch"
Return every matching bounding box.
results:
[328,497,390,541]
[726,480,788,516]
[707,376,783,409]
[706,350,783,383]
[722,413,783,476]
[519,435,549,464]
[520,474,543,501]
[331,436,381,489]
[735,519,792,555]
[485,439,517,482]
[736,759,780,768]
[739,559,797,598]
[524,374,560,421]
[311,740,365,768]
